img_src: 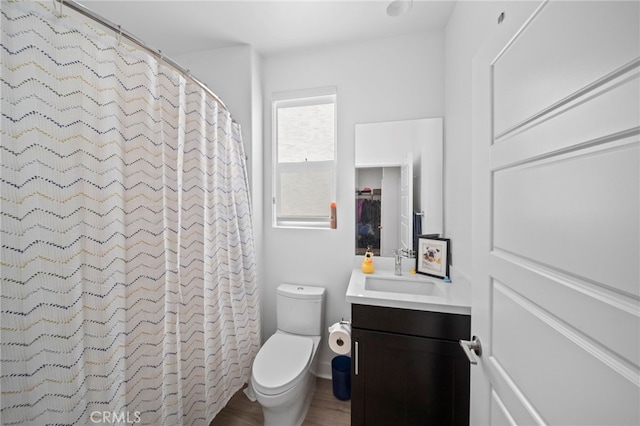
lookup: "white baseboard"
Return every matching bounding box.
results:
[315,360,333,380]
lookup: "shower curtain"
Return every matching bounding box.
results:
[1,2,260,425]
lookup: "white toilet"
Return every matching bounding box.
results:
[251,284,325,426]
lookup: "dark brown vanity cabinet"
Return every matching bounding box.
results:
[351,304,471,426]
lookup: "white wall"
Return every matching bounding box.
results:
[443,0,540,279]
[250,50,264,300]
[262,31,445,377]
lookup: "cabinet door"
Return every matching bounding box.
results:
[352,328,469,426]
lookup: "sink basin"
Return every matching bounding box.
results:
[364,276,443,297]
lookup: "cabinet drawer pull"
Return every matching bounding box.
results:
[355,341,359,375]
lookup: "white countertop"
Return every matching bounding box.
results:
[346,256,471,315]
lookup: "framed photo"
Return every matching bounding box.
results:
[416,236,450,279]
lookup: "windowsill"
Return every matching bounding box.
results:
[273,221,333,230]
[273,226,333,231]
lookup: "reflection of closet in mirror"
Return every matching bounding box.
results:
[355,167,400,256]
[355,187,381,255]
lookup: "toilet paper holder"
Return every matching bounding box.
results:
[328,318,351,332]
[328,319,352,354]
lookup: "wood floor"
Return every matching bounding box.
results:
[210,378,351,426]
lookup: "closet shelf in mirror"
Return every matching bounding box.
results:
[356,188,381,198]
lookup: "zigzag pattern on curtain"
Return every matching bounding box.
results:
[0,1,260,425]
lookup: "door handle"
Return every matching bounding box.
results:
[354,341,359,375]
[459,336,482,365]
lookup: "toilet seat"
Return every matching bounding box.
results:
[252,333,313,395]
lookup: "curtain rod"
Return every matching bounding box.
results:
[53,0,231,113]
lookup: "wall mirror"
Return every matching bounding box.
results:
[355,118,443,257]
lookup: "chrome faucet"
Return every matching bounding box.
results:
[394,248,416,276]
[394,250,402,275]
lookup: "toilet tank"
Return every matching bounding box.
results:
[276,284,325,336]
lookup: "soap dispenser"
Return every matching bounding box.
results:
[361,246,375,274]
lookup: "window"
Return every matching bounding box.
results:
[273,87,337,228]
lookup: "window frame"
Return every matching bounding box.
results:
[272,87,337,229]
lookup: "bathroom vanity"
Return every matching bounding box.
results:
[346,258,471,425]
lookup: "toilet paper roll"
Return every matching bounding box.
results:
[328,322,351,355]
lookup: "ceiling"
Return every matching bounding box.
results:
[78,1,457,57]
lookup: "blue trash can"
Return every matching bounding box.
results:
[331,355,351,400]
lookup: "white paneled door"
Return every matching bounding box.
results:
[470,1,639,425]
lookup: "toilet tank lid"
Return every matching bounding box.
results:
[277,284,325,299]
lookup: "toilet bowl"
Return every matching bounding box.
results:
[251,332,321,426]
[250,284,325,426]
